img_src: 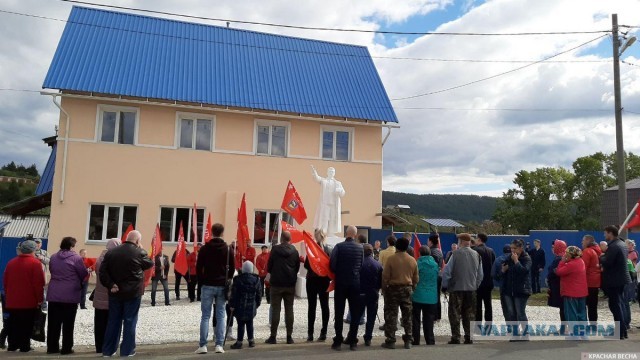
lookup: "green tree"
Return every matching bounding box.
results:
[493,167,575,233]
[572,152,609,230]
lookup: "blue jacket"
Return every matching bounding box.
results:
[413,256,438,304]
[492,253,510,285]
[360,255,382,293]
[330,238,363,288]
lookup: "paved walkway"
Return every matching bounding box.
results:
[10,334,640,359]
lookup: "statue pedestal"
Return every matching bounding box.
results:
[325,235,345,247]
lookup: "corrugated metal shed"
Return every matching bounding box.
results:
[423,218,465,228]
[36,143,56,196]
[0,215,49,238]
[43,7,398,123]
[605,177,640,191]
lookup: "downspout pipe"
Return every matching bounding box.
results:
[382,126,392,146]
[47,93,69,203]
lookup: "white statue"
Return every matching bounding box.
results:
[311,165,346,235]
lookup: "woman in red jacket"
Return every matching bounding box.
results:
[555,246,588,322]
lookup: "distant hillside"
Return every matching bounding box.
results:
[382,191,498,223]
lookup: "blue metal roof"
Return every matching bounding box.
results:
[423,218,465,228]
[36,143,56,196]
[43,7,398,123]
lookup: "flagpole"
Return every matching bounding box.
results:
[620,202,640,229]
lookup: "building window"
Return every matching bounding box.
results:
[253,210,294,245]
[87,204,137,241]
[177,113,214,151]
[159,206,205,243]
[255,121,288,157]
[99,106,137,145]
[322,128,352,161]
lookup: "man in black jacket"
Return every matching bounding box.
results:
[600,225,631,340]
[99,230,153,357]
[265,231,300,345]
[473,233,495,323]
[528,239,546,294]
[330,225,364,351]
[151,251,171,306]
[195,223,235,354]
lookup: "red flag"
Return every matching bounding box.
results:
[281,221,303,243]
[624,200,640,229]
[204,213,213,243]
[281,181,307,224]
[302,231,334,281]
[174,222,188,276]
[413,233,422,261]
[144,224,162,286]
[237,194,250,257]
[121,224,134,244]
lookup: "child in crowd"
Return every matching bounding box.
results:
[229,261,262,349]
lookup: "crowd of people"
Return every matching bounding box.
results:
[1,224,639,355]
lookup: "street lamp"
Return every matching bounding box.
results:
[612,14,636,237]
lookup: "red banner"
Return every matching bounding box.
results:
[121,224,134,244]
[144,224,162,286]
[237,194,250,257]
[625,200,640,229]
[204,213,213,243]
[413,233,422,261]
[281,221,304,243]
[281,181,307,224]
[174,222,188,276]
[302,231,334,284]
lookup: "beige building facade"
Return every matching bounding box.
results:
[47,95,389,257]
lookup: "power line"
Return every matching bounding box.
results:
[622,60,640,67]
[391,34,608,101]
[58,0,611,36]
[0,87,618,114]
[0,9,610,67]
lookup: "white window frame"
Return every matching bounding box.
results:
[320,125,354,161]
[158,206,206,243]
[175,112,216,151]
[85,203,138,243]
[252,209,297,245]
[253,119,290,157]
[95,104,140,145]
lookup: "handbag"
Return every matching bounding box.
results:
[31,309,47,342]
[224,245,233,301]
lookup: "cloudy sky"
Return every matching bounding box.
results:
[1,0,640,197]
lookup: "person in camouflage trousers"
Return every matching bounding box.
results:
[381,238,418,349]
[442,233,483,344]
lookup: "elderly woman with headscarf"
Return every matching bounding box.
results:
[92,239,120,354]
[547,239,567,322]
[555,246,588,322]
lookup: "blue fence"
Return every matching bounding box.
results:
[363,229,640,288]
[0,237,48,292]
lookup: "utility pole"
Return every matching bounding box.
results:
[612,14,628,237]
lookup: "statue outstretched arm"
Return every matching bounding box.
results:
[311,165,322,183]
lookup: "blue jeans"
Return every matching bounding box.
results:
[199,286,226,347]
[503,294,528,323]
[102,295,141,357]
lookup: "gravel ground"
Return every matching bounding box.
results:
[22,291,640,349]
